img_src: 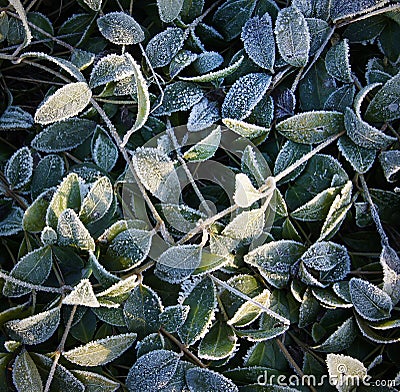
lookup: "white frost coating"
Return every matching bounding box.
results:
[63,278,100,307]
[186,367,239,392]
[34,82,92,125]
[0,206,24,237]
[159,305,190,333]
[170,50,198,79]
[380,245,400,305]
[90,53,136,88]
[5,307,60,345]
[379,150,400,183]
[188,97,220,132]
[0,106,34,130]
[183,126,221,162]
[83,0,102,11]
[222,118,269,138]
[92,130,119,172]
[275,6,310,67]
[96,275,138,307]
[146,28,185,68]
[12,350,43,392]
[97,12,144,45]
[233,173,262,208]
[313,317,355,351]
[57,209,95,251]
[63,333,137,366]
[193,51,224,74]
[325,39,352,83]
[5,146,33,190]
[222,73,271,120]
[338,136,376,174]
[72,370,119,391]
[241,13,275,71]
[350,277,393,321]
[157,0,184,23]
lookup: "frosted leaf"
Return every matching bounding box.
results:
[79,176,113,225]
[4,340,21,352]
[132,147,179,202]
[338,135,376,174]
[307,18,331,56]
[276,111,344,144]
[12,350,42,392]
[379,150,400,183]
[72,370,119,392]
[241,145,269,185]
[146,28,185,68]
[159,305,190,333]
[90,53,135,88]
[41,226,57,245]
[233,173,263,208]
[193,51,223,74]
[70,49,95,70]
[92,128,118,172]
[34,82,92,125]
[107,228,154,270]
[222,73,271,120]
[57,209,95,251]
[0,11,7,43]
[365,71,400,122]
[324,84,355,112]
[124,284,163,336]
[169,50,197,79]
[5,146,33,190]
[292,0,330,19]
[291,186,341,221]
[319,181,353,240]
[114,74,137,96]
[64,333,137,366]
[159,203,206,234]
[241,13,275,71]
[245,240,306,278]
[198,322,237,360]
[311,287,353,308]
[3,246,52,297]
[333,281,352,302]
[228,289,270,327]
[353,82,381,117]
[8,0,31,50]
[222,118,269,139]
[83,0,102,11]
[180,55,244,83]
[275,6,310,67]
[380,245,400,305]
[330,0,389,23]
[97,12,144,45]
[0,106,33,130]
[350,277,392,321]
[31,118,97,153]
[46,173,81,228]
[274,141,312,184]
[275,88,296,120]
[187,97,220,132]
[209,233,239,257]
[20,51,85,82]
[93,307,125,327]
[222,207,266,241]
[344,107,396,149]
[183,126,221,162]
[31,353,84,391]
[157,0,184,22]
[178,277,216,346]
[0,206,24,236]
[89,251,119,288]
[96,275,138,307]
[155,245,202,283]
[63,278,99,307]
[186,367,239,392]
[153,81,204,116]
[126,350,180,391]
[325,39,352,83]
[98,219,148,244]
[326,353,367,392]
[5,307,60,345]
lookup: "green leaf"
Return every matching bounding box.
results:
[241,14,275,71]
[31,118,97,153]
[344,107,396,149]
[82,0,102,11]
[380,245,400,305]
[378,18,400,63]
[63,333,137,366]
[157,0,184,22]
[71,370,119,392]
[97,12,144,45]
[276,111,344,144]
[275,6,310,67]
[222,73,271,121]
[338,135,376,174]
[5,307,60,345]
[96,275,138,307]
[31,155,64,199]
[89,251,119,288]
[186,367,238,392]
[330,0,388,23]
[0,106,33,130]
[57,209,95,251]
[188,97,220,132]
[123,284,163,337]
[233,173,263,208]
[365,71,400,122]
[170,50,197,79]
[222,118,269,139]
[146,28,185,68]
[5,147,33,190]
[3,246,52,297]
[159,305,190,333]
[314,317,356,352]
[8,0,32,50]
[183,126,221,162]
[126,350,180,391]
[0,207,24,237]
[12,350,42,392]
[307,18,331,55]
[63,279,100,307]
[23,189,53,233]
[324,84,356,112]
[298,288,320,327]
[325,39,352,83]
[350,277,393,321]
[178,277,216,346]
[379,150,400,183]
[34,82,92,125]
[92,128,118,172]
